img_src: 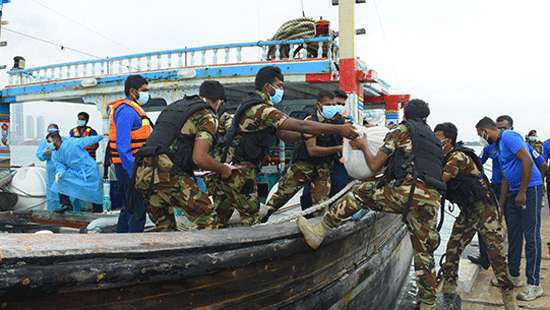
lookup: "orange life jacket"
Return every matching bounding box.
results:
[71,126,98,159]
[108,98,153,165]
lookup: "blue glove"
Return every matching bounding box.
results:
[54,172,63,183]
[351,209,368,221]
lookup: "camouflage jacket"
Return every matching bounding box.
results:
[528,140,544,155]
[442,144,482,181]
[380,124,413,182]
[223,91,288,163]
[136,108,218,187]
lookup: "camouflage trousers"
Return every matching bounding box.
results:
[268,161,331,211]
[441,201,513,291]
[207,165,261,226]
[145,175,217,231]
[324,179,441,305]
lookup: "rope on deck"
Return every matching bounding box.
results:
[260,180,360,225]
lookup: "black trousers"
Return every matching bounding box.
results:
[59,193,102,212]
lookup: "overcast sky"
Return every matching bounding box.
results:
[0,0,549,140]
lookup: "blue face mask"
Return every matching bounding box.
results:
[46,142,55,150]
[137,91,150,106]
[269,85,284,105]
[322,105,345,119]
[77,120,86,127]
[47,127,59,133]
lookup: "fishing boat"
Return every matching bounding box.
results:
[0,2,416,309]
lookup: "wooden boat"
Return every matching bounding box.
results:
[0,4,416,308]
[0,198,413,310]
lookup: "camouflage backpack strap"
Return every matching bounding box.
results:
[220,93,264,163]
[455,142,498,207]
[401,121,419,224]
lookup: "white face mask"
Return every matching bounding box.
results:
[479,136,489,147]
[528,136,538,142]
[137,91,150,105]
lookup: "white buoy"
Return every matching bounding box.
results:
[34,230,54,234]
[7,166,47,211]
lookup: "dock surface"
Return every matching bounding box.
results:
[461,198,550,310]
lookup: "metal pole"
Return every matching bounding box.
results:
[338,0,362,122]
[0,2,10,169]
[0,2,4,41]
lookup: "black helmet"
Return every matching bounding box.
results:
[199,80,225,101]
[404,99,430,120]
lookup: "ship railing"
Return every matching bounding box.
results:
[6,36,338,86]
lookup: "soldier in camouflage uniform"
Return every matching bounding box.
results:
[135,81,233,231]
[263,90,345,221]
[207,89,288,226]
[434,122,517,309]
[297,100,446,310]
[209,66,358,227]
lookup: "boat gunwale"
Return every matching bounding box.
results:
[0,212,409,307]
[0,209,381,264]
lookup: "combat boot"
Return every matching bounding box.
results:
[501,289,518,310]
[441,280,457,294]
[297,216,329,250]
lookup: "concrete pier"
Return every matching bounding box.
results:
[460,201,550,309]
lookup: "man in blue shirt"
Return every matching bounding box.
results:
[476,117,544,301]
[109,75,153,233]
[472,115,547,271]
[543,138,550,210]
[496,115,547,180]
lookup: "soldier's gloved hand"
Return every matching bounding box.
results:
[349,133,368,150]
[261,207,275,223]
[339,123,359,140]
[219,163,233,179]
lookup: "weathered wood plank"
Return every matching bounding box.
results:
[0,213,411,310]
[29,210,115,229]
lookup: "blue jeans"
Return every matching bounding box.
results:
[300,162,350,209]
[546,171,550,211]
[115,165,146,233]
[504,185,543,285]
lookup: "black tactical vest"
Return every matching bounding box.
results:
[137,95,213,175]
[293,112,344,164]
[221,93,278,165]
[387,120,446,192]
[445,143,492,207]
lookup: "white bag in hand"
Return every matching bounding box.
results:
[343,125,390,180]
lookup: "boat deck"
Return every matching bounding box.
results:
[0,36,388,106]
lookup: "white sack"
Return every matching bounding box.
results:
[343,125,390,180]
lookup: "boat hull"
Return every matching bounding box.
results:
[0,211,412,310]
